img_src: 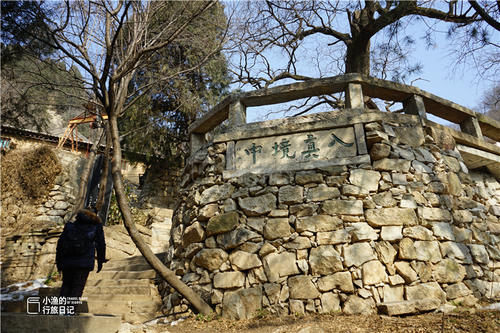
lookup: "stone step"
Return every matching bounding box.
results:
[102,263,152,272]
[88,269,156,280]
[39,285,160,297]
[84,299,162,316]
[0,313,121,333]
[103,252,167,267]
[85,278,152,287]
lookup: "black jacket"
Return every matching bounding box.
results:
[56,209,106,271]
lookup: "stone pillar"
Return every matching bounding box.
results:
[345,83,364,109]
[460,117,483,139]
[190,133,206,155]
[228,100,246,128]
[403,95,427,127]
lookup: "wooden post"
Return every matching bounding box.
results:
[228,100,246,128]
[403,95,427,127]
[460,116,483,139]
[345,83,364,109]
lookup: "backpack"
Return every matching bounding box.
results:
[60,223,97,257]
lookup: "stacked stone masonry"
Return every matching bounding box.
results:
[166,112,500,319]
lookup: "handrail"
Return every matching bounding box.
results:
[188,74,500,145]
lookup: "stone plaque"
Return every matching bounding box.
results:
[235,127,356,169]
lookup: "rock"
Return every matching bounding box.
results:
[206,211,239,236]
[414,148,437,163]
[373,158,411,172]
[490,205,500,217]
[223,286,262,319]
[349,222,378,241]
[394,127,425,147]
[370,143,391,160]
[183,222,205,247]
[198,204,219,221]
[414,241,442,263]
[279,185,304,205]
[223,198,237,212]
[185,243,204,259]
[290,203,317,217]
[398,238,417,260]
[383,285,404,302]
[447,173,462,196]
[214,271,245,289]
[290,299,305,315]
[264,283,281,304]
[392,173,408,185]
[321,293,341,313]
[296,172,323,185]
[342,295,375,315]
[445,282,471,300]
[411,262,433,282]
[452,210,473,223]
[431,222,455,241]
[194,249,228,271]
[247,217,265,233]
[296,215,343,232]
[439,242,472,264]
[428,182,446,194]
[317,271,354,292]
[349,169,381,192]
[374,241,397,265]
[378,298,440,316]
[238,193,276,216]
[321,200,363,216]
[307,184,340,201]
[217,228,261,250]
[380,226,402,241]
[419,207,452,221]
[263,252,299,282]
[342,184,368,197]
[402,226,434,240]
[406,282,446,303]
[365,208,418,227]
[230,251,262,270]
[263,218,291,240]
[442,155,461,172]
[269,173,290,186]
[389,275,405,285]
[372,192,396,207]
[284,236,312,250]
[288,276,320,299]
[316,230,350,245]
[259,243,277,257]
[344,242,376,267]
[269,209,288,217]
[412,160,432,173]
[468,244,490,264]
[46,209,66,216]
[394,261,418,283]
[362,260,388,285]
[200,184,235,205]
[310,246,343,275]
[53,201,70,210]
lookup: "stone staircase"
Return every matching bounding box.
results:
[1,253,166,332]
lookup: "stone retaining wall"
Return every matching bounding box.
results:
[165,111,500,319]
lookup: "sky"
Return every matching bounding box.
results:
[230,7,499,125]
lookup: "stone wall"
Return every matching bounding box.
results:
[165,110,500,319]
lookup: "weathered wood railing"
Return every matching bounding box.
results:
[189,74,500,157]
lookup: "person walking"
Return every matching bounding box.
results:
[56,207,106,298]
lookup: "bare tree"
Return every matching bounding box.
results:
[228,0,495,90]
[14,0,229,315]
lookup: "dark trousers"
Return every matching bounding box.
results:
[60,269,90,298]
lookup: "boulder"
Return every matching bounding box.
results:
[307,184,340,201]
[200,184,235,205]
[214,271,245,289]
[317,271,354,292]
[344,242,376,267]
[349,169,381,192]
[206,211,239,236]
[342,295,375,315]
[263,218,291,240]
[194,249,228,271]
[229,251,262,270]
[288,276,320,299]
[310,246,343,275]
[238,193,276,216]
[263,252,299,282]
[362,260,388,285]
[223,286,262,319]
[279,185,304,205]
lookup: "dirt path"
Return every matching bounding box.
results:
[141,310,500,333]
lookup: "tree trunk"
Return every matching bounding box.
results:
[95,123,111,211]
[345,38,371,75]
[107,111,214,316]
[72,128,104,216]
